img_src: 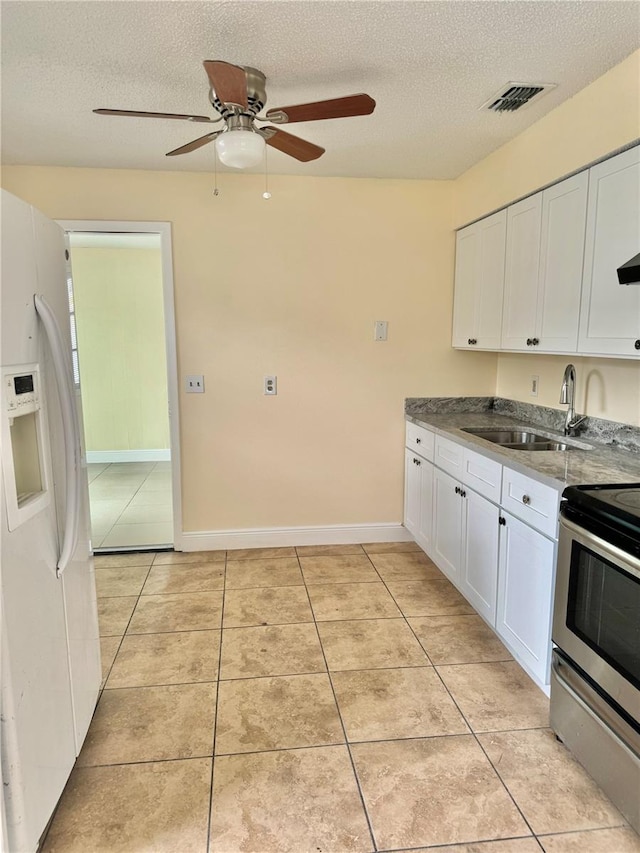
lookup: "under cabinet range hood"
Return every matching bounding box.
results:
[617,252,640,284]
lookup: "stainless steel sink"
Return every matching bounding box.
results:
[507,441,570,451]
[461,427,576,452]
[461,429,551,444]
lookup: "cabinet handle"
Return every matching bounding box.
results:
[522,494,531,505]
[455,486,460,494]
[468,338,477,345]
[416,437,421,444]
[635,340,640,350]
[415,459,421,466]
[460,489,466,498]
[526,338,532,346]
[499,516,506,526]
[532,337,540,346]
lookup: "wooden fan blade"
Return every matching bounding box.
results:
[265,93,375,124]
[203,61,248,108]
[94,108,215,123]
[166,131,222,156]
[262,127,325,162]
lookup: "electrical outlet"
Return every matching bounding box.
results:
[185,375,204,393]
[530,375,539,397]
[264,375,277,395]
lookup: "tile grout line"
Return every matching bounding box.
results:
[364,547,545,848]
[97,557,156,695]
[206,547,228,853]
[374,833,544,852]
[297,552,380,853]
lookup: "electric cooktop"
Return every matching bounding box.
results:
[562,483,640,556]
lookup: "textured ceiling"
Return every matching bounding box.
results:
[1,1,639,180]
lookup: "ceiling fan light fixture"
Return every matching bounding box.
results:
[215,129,265,168]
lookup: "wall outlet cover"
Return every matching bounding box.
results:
[185,375,204,393]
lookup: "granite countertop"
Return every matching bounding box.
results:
[405,399,640,490]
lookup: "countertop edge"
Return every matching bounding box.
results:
[405,411,640,491]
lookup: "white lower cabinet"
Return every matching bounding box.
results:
[432,467,463,584]
[404,422,561,690]
[461,488,500,625]
[404,447,433,554]
[496,510,556,685]
[433,467,500,622]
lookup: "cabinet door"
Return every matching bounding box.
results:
[452,210,506,349]
[501,193,543,351]
[537,172,588,352]
[578,147,640,356]
[452,224,479,348]
[404,448,422,539]
[432,467,463,584]
[404,450,433,555]
[497,512,556,685]
[460,489,500,626]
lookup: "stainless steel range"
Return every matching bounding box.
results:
[552,483,640,833]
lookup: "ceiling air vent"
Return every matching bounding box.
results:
[481,82,557,113]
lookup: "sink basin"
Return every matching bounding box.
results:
[506,441,570,451]
[461,427,582,452]
[461,429,551,444]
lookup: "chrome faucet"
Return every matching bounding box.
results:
[559,364,587,436]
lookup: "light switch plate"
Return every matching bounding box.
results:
[374,320,388,341]
[185,375,204,393]
[530,375,539,397]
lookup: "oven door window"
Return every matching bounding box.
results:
[567,542,640,690]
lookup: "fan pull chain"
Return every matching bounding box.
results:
[213,143,220,196]
[263,146,271,200]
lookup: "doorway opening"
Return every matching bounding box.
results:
[59,220,182,552]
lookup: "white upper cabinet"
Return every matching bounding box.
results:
[452,145,639,358]
[502,174,588,352]
[452,210,506,349]
[578,146,640,356]
[536,171,589,352]
[501,194,543,350]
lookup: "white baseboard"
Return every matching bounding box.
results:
[86,449,171,463]
[180,523,412,552]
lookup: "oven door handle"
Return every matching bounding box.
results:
[552,651,640,758]
[559,515,640,580]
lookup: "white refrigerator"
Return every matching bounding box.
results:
[0,189,101,853]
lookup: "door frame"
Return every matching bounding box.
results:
[56,219,183,551]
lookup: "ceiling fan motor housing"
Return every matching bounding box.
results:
[209,66,267,117]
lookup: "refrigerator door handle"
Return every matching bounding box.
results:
[34,293,81,576]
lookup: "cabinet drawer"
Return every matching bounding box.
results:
[463,448,502,503]
[434,435,464,479]
[501,468,560,538]
[405,422,435,460]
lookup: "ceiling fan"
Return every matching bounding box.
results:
[94,60,376,168]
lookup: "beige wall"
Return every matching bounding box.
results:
[71,246,170,453]
[454,48,640,426]
[4,50,638,532]
[1,167,497,530]
[496,354,640,426]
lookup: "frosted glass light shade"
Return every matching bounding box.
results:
[215,130,265,169]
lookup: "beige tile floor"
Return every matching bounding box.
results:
[87,461,173,549]
[42,543,640,853]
